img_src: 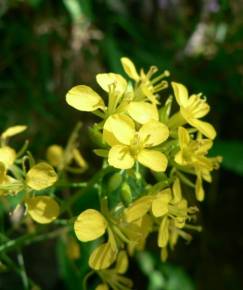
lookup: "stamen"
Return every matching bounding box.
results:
[146,66,158,79]
[153,81,168,92]
[151,70,170,85]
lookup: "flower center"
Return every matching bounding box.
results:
[129,133,143,156]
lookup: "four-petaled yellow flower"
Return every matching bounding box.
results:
[171,82,216,139]
[121,57,169,105]
[103,113,169,172]
[95,251,133,290]
[74,209,118,270]
[175,127,221,200]
[125,178,197,251]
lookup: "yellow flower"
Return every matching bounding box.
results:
[0,161,23,196]
[121,57,169,104]
[74,209,118,270]
[170,82,216,139]
[96,69,162,121]
[95,251,133,290]
[152,187,189,248]
[89,242,117,270]
[0,147,20,196]
[96,73,127,96]
[74,207,142,270]
[25,195,60,224]
[127,214,153,254]
[125,179,196,250]
[175,127,221,200]
[66,73,128,117]
[0,125,27,196]
[26,162,58,191]
[103,114,169,172]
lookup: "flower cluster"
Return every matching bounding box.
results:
[0,125,60,223]
[0,123,88,226]
[0,57,221,290]
[66,57,222,289]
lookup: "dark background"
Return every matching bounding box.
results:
[0,0,243,289]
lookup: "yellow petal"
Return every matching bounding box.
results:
[108,145,134,170]
[132,214,153,251]
[188,118,216,139]
[46,145,64,167]
[74,209,107,242]
[125,196,152,222]
[66,85,105,112]
[137,149,168,172]
[172,178,182,203]
[1,125,27,139]
[96,73,127,94]
[174,151,186,166]
[0,173,21,196]
[184,94,210,118]
[195,174,204,201]
[196,139,213,154]
[158,217,169,247]
[107,227,118,253]
[95,284,109,290]
[152,198,169,217]
[121,57,139,81]
[178,127,190,149]
[0,146,16,168]
[106,114,135,145]
[89,242,117,270]
[26,196,60,224]
[127,102,159,124]
[26,162,57,190]
[116,251,129,274]
[171,82,188,106]
[139,121,169,147]
[152,188,172,217]
[103,116,121,146]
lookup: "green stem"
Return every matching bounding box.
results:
[92,110,105,118]
[167,112,186,128]
[0,226,70,254]
[61,166,114,214]
[17,251,29,290]
[83,270,95,290]
[1,253,36,288]
[55,181,87,188]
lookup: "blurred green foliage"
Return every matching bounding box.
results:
[0,0,243,289]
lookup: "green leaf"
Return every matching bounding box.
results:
[160,264,194,290]
[211,140,243,175]
[137,251,195,290]
[56,237,92,290]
